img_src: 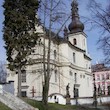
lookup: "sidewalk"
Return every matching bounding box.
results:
[82,104,110,110]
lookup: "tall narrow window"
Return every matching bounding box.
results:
[73,52,75,63]
[74,73,77,83]
[54,50,56,59]
[87,77,89,87]
[21,70,26,83]
[55,70,57,82]
[69,71,73,76]
[73,38,77,45]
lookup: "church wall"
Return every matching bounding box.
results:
[68,47,85,68]
[59,43,70,63]
[25,63,44,98]
[59,66,72,97]
[78,72,93,97]
[68,32,87,52]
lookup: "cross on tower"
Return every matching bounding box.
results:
[30,86,36,97]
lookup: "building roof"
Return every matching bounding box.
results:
[68,0,84,34]
[92,64,110,72]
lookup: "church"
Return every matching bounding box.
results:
[7,0,93,104]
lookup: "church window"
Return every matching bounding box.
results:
[21,70,26,83]
[74,73,77,83]
[69,71,73,76]
[87,77,89,87]
[73,38,77,45]
[54,96,56,99]
[83,75,85,78]
[21,91,27,97]
[55,70,57,82]
[73,52,75,63]
[54,50,57,59]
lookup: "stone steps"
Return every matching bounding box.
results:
[0,88,38,110]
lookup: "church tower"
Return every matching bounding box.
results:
[68,0,87,53]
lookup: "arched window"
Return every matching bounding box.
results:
[73,38,77,45]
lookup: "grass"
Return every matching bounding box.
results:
[23,98,77,110]
[0,98,101,110]
[0,101,12,110]
[23,98,100,110]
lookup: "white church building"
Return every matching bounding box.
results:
[7,0,93,105]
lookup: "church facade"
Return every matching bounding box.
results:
[7,0,93,103]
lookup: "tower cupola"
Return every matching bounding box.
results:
[68,0,84,33]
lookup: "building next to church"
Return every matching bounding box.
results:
[92,63,110,96]
[6,0,93,104]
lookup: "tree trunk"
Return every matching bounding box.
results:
[42,79,49,110]
[17,67,22,97]
[42,0,53,109]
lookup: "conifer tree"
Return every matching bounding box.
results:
[3,0,39,97]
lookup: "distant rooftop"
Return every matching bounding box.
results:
[92,63,110,72]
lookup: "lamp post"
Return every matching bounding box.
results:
[93,74,97,108]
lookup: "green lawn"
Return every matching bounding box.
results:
[23,98,77,110]
[0,101,12,110]
[0,98,100,110]
[23,98,99,110]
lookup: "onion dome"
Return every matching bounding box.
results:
[68,0,84,33]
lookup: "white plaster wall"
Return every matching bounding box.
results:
[97,96,110,103]
[71,98,93,105]
[68,32,87,52]
[26,64,43,98]
[79,73,93,97]
[48,94,66,105]
[59,43,69,63]
[6,28,93,100]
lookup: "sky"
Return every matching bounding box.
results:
[0,0,108,64]
[78,0,108,64]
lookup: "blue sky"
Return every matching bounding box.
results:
[0,0,108,64]
[78,0,108,64]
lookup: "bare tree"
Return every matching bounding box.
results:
[85,0,110,64]
[38,0,70,109]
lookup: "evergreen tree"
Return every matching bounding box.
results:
[3,0,39,97]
